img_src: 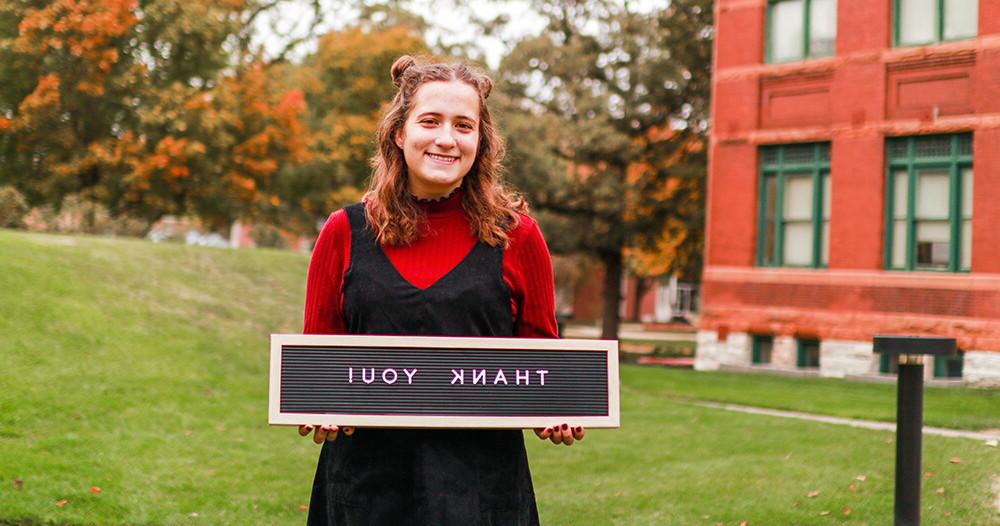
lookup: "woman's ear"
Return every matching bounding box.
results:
[394,129,404,149]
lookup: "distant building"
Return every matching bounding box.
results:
[699,0,1000,384]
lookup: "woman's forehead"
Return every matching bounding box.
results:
[411,80,480,120]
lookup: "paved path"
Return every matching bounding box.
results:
[563,324,696,341]
[694,401,1000,443]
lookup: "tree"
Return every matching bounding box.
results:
[497,0,712,339]
[0,0,324,230]
[270,22,427,233]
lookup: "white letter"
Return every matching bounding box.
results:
[516,369,529,385]
[493,369,508,385]
[451,369,464,385]
[348,367,354,383]
[536,369,549,385]
[382,368,398,384]
[472,369,486,385]
[362,368,375,384]
[403,368,418,385]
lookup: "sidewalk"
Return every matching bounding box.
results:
[694,401,1000,443]
[562,322,696,342]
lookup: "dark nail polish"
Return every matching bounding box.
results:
[561,424,569,430]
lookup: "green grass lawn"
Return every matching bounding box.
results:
[1,229,998,525]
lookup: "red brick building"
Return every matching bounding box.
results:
[698,0,1000,384]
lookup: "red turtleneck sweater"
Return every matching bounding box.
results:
[303,191,559,338]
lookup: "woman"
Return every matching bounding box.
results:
[300,55,584,525]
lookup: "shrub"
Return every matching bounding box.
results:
[0,185,29,228]
[250,223,288,249]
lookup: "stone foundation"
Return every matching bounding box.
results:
[694,332,1000,385]
[965,351,1000,386]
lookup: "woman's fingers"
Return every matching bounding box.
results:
[312,426,327,444]
[559,424,574,446]
[298,425,313,437]
[572,426,585,441]
[534,427,552,440]
[341,426,355,436]
[549,425,564,445]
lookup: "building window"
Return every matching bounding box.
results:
[885,134,972,272]
[758,143,830,268]
[797,338,821,368]
[752,335,774,364]
[767,0,837,63]
[879,353,900,375]
[933,352,963,378]
[895,0,978,47]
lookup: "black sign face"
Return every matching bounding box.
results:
[269,335,620,428]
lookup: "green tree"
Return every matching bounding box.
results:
[497,0,712,339]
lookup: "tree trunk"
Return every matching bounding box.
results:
[600,248,623,340]
[631,276,650,322]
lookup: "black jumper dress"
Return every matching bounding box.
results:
[307,203,540,526]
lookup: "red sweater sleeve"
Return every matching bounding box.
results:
[503,214,559,338]
[302,209,351,334]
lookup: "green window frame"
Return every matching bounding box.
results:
[751,335,774,364]
[796,338,821,368]
[894,0,978,47]
[884,134,972,272]
[758,143,831,268]
[933,352,963,378]
[766,0,838,63]
[879,353,899,375]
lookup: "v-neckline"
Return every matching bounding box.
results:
[373,241,483,291]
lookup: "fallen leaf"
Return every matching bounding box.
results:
[12,479,23,489]
[739,521,748,526]
[89,486,101,494]
[819,510,831,516]
[806,490,820,498]
[842,506,852,516]
[949,457,961,463]
[855,475,867,482]
[924,471,934,478]
[935,487,945,494]
[298,504,308,512]
[847,484,857,493]
[55,500,68,507]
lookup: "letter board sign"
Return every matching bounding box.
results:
[269,334,620,428]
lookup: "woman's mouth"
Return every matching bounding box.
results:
[426,152,458,164]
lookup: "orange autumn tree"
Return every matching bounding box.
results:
[2,0,138,207]
[0,0,314,230]
[268,23,427,233]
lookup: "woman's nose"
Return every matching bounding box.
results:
[434,128,458,148]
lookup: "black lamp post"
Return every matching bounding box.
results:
[872,335,957,526]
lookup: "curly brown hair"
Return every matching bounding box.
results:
[364,55,526,247]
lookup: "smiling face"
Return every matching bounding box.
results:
[395,80,481,199]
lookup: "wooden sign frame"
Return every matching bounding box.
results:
[269,334,620,429]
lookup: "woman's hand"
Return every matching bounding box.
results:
[534,424,584,446]
[298,425,355,444]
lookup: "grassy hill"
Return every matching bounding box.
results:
[1,229,997,525]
